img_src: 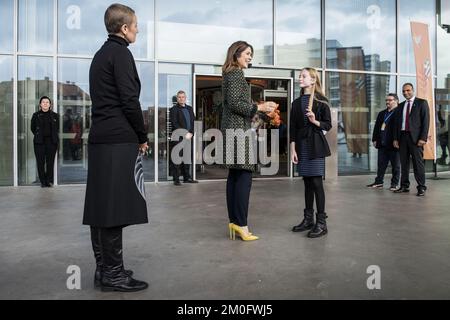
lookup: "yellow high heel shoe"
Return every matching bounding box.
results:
[230,224,259,241]
[228,223,252,239]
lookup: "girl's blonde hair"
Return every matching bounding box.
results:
[300,67,329,111]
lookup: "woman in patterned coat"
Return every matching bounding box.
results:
[221,41,276,241]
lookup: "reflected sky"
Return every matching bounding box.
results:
[18,0,53,54]
[0,0,14,53]
[157,0,273,64]
[18,56,53,81]
[135,62,155,109]
[399,0,436,74]
[0,56,13,81]
[326,0,396,72]
[437,24,450,88]
[276,0,320,44]
[58,0,154,59]
[276,0,321,67]
[58,58,90,94]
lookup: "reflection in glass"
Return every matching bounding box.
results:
[157,0,273,65]
[327,72,395,175]
[18,56,53,185]
[399,0,436,74]
[158,63,192,181]
[0,0,14,53]
[135,62,155,182]
[57,59,155,183]
[325,0,395,72]
[276,0,321,67]
[0,56,14,185]
[58,0,154,59]
[18,0,54,54]
[57,58,91,184]
[436,17,450,171]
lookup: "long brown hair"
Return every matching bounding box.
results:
[222,41,254,74]
[299,67,329,111]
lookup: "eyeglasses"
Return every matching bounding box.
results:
[385,99,395,102]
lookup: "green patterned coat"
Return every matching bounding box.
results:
[221,68,258,172]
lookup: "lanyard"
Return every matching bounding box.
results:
[384,111,394,124]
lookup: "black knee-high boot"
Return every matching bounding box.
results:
[292,209,315,232]
[99,227,148,292]
[90,227,133,288]
[307,212,328,238]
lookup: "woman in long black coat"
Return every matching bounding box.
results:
[31,96,59,187]
[82,4,149,292]
[290,67,332,238]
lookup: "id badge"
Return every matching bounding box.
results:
[381,123,386,131]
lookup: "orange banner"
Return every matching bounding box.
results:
[410,21,436,160]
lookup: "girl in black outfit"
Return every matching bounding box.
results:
[31,96,59,187]
[290,68,332,238]
[82,4,149,292]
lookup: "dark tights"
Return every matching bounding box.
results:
[303,176,325,213]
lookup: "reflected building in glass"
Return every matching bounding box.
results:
[0,0,448,186]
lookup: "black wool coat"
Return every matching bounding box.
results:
[31,110,60,145]
[290,95,332,159]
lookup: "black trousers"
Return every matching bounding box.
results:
[173,163,192,182]
[226,169,252,227]
[34,138,57,184]
[170,140,193,182]
[399,131,426,190]
[374,147,400,186]
[303,176,325,213]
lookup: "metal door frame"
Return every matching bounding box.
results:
[193,73,294,180]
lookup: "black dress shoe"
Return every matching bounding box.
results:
[394,187,409,193]
[416,188,426,196]
[40,183,47,188]
[183,178,198,183]
[174,180,181,186]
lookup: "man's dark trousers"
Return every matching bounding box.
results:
[399,131,426,190]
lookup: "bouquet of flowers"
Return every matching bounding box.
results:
[251,103,281,130]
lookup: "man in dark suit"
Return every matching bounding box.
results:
[367,93,400,190]
[393,83,430,196]
[169,90,198,185]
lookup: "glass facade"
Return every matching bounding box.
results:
[0,56,14,185]
[327,72,396,174]
[1,0,448,185]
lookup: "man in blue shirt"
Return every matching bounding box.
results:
[367,93,400,190]
[169,90,198,185]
